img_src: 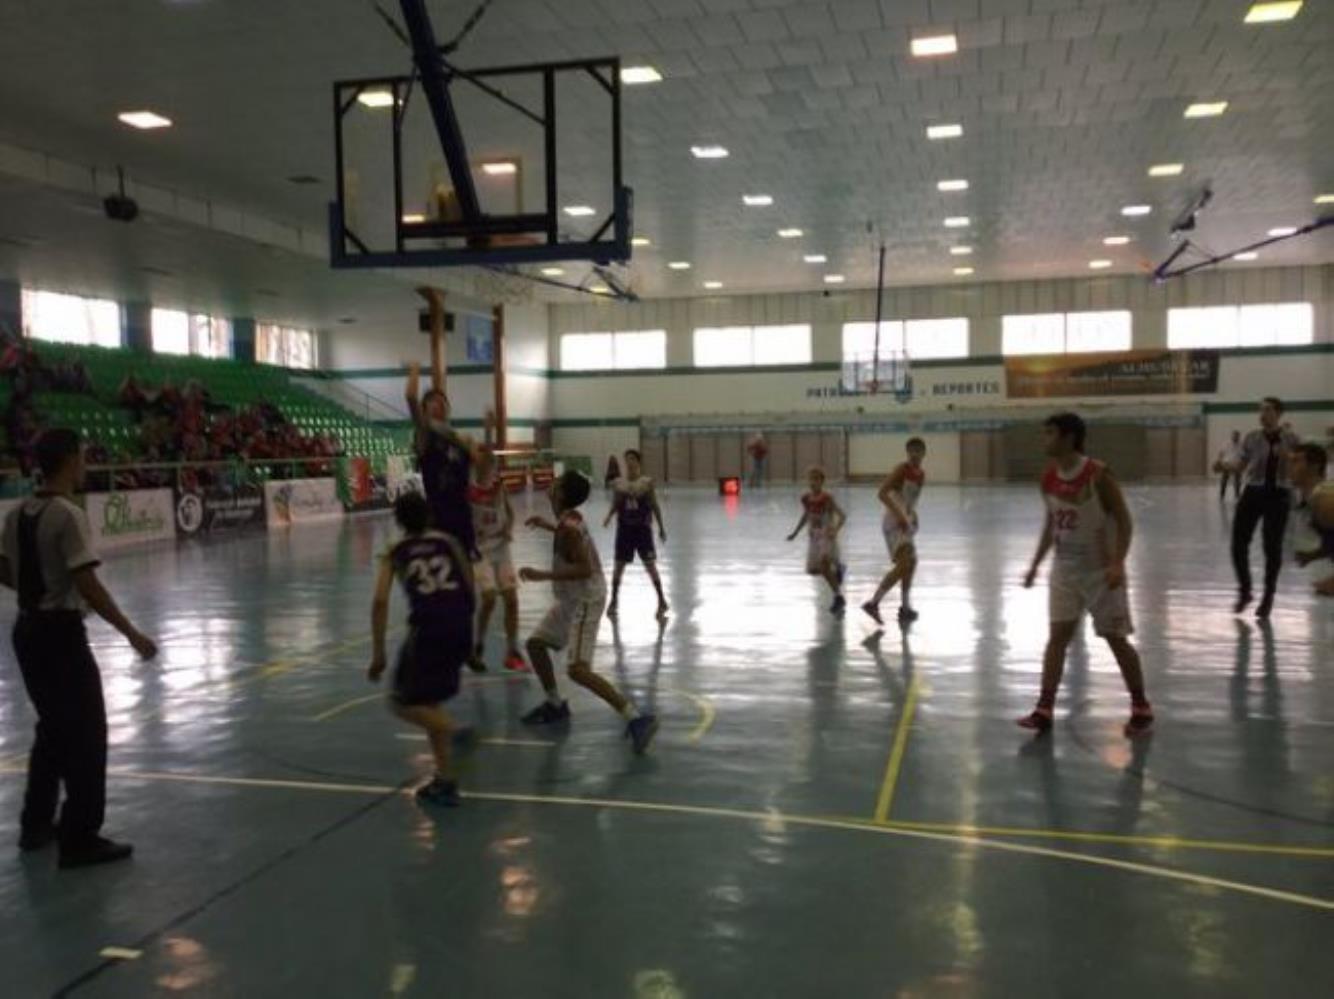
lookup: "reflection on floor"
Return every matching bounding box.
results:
[1,484,1331,996]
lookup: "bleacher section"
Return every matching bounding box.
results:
[13,342,401,458]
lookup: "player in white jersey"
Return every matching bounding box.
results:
[787,466,847,614]
[863,437,927,626]
[466,446,527,672]
[1019,413,1153,737]
[518,470,659,753]
[1290,442,1334,597]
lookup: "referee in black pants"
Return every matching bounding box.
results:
[1228,397,1299,619]
[1,429,157,868]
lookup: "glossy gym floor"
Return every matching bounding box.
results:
[1,483,1331,997]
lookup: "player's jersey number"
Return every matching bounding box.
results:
[407,555,457,594]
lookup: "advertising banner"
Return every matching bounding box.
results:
[174,484,267,537]
[1005,350,1220,399]
[338,456,392,513]
[85,489,176,550]
[264,478,345,527]
[386,455,423,500]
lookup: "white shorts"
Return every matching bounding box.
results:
[473,542,516,593]
[1050,563,1133,638]
[882,515,918,557]
[532,597,604,664]
[806,533,841,574]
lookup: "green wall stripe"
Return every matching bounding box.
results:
[1203,399,1334,414]
[371,417,639,429]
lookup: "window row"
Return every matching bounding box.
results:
[17,287,316,368]
[1002,312,1131,355]
[1167,304,1312,349]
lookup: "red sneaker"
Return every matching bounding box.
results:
[1017,706,1054,733]
[1124,703,1154,738]
[503,651,529,673]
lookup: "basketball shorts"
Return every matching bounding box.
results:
[531,597,605,664]
[615,523,656,565]
[1049,563,1134,638]
[882,514,918,557]
[473,542,517,593]
[806,532,841,574]
[431,502,477,556]
[392,625,468,706]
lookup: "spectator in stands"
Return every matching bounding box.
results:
[117,374,148,421]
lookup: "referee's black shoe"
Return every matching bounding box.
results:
[59,837,133,870]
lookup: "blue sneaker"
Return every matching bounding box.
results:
[626,714,659,755]
[522,700,571,725]
[836,562,847,586]
[830,594,846,615]
[414,777,461,807]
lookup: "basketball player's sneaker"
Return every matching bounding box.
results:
[522,700,571,725]
[830,594,846,615]
[656,601,670,621]
[415,777,461,807]
[861,601,884,625]
[504,650,529,672]
[467,647,487,673]
[898,605,919,623]
[1123,702,1155,738]
[626,714,659,755]
[606,602,619,620]
[1016,706,1054,733]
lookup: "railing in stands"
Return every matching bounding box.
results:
[291,374,409,424]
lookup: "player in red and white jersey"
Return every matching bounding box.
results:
[787,466,848,614]
[863,437,927,626]
[466,446,526,672]
[1019,413,1153,737]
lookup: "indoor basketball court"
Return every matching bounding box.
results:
[0,2,1331,997]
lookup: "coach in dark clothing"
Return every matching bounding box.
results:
[1,429,157,868]
[1228,397,1300,619]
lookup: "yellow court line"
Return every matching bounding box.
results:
[661,687,716,744]
[311,692,384,723]
[873,673,922,823]
[7,766,1326,912]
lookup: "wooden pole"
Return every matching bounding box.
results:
[430,291,445,393]
[492,304,508,450]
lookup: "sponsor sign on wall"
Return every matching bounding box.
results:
[386,455,423,500]
[174,485,267,536]
[338,457,392,513]
[85,489,177,550]
[1005,350,1220,399]
[264,478,345,526]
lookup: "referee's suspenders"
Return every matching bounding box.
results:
[16,501,48,614]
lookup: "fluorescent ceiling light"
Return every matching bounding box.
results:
[540,267,565,276]
[590,284,611,295]
[1089,259,1113,270]
[953,267,974,276]
[911,34,958,57]
[1103,235,1132,245]
[803,254,827,264]
[949,246,973,255]
[703,281,724,290]
[943,216,970,228]
[631,236,651,247]
[1232,252,1259,261]
[668,261,691,270]
[356,91,396,109]
[1184,101,1228,118]
[823,274,845,284]
[401,213,426,224]
[1244,2,1303,23]
[937,179,969,192]
[926,123,963,140]
[742,194,774,206]
[1315,194,1334,204]
[1267,226,1297,236]
[690,145,729,159]
[777,228,804,238]
[481,161,517,175]
[563,205,595,217]
[1148,163,1184,177]
[621,66,662,84]
[118,110,172,129]
[1121,204,1153,217]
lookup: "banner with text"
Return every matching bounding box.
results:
[1005,350,1220,399]
[338,456,392,513]
[85,489,177,550]
[264,478,345,527]
[175,484,267,537]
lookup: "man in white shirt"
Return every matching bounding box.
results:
[0,429,157,868]
[1228,397,1301,619]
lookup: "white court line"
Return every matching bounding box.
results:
[0,766,1326,913]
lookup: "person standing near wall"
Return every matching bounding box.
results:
[0,429,158,868]
[1214,430,1243,501]
[747,432,769,488]
[1228,397,1300,619]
